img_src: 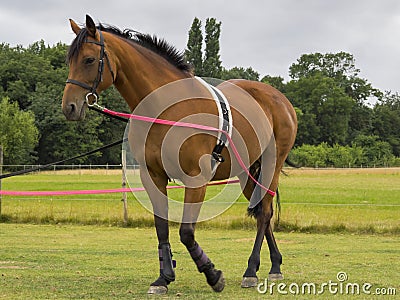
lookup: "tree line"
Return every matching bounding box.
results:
[0,18,399,168]
[185,18,400,167]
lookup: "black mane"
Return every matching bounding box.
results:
[67,23,192,73]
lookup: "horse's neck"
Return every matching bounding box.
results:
[111,38,189,112]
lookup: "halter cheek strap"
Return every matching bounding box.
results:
[66,30,115,106]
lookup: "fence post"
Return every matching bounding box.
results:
[0,145,3,216]
[121,150,128,226]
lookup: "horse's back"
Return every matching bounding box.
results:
[220,79,297,152]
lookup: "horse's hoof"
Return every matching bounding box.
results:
[147,285,168,295]
[268,273,284,281]
[241,276,258,288]
[211,271,225,292]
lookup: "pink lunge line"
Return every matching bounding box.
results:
[103,108,276,197]
[0,179,240,196]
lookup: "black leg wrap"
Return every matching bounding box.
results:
[151,243,175,286]
[188,242,211,272]
[186,242,225,292]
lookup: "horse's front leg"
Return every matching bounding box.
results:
[179,186,225,292]
[148,216,176,294]
[140,168,175,295]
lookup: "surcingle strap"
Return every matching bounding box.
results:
[195,77,232,172]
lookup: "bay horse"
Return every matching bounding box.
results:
[62,15,297,294]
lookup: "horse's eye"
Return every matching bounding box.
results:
[84,57,96,65]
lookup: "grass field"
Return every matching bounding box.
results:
[0,168,399,298]
[0,225,399,299]
[1,168,399,233]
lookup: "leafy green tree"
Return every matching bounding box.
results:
[288,52,381,143]
[28,40,68,70]
[291,143,330,167]
[292,108,320,146]
[284,51,400,148]
[186,17,259,81]
[286,74,353,145]
[353,135,395,166]
[289,52,360,82]
[203,18,222,78]
[94,86,130,165]
[347,102,373,143]
[6,80,30,108]
[185,17,203,76]
[289,52,382,103]
[327,144,362,167]
[0,97,38,165]
[0,42,67,106]
[261,75,286,93]
[291,142,382,167]
[317,82,353,145]
[30,82,103,165]
[372,92,400,156]
[221,66,259,81]
[0,41,129,166]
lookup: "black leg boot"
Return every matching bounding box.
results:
[147,243,176,294]
[188,242,225,292]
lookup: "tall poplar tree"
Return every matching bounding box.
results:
[203,18,222,78]
[185,17,204,76]
[185,17,222,78]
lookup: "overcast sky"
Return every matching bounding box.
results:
[1,0,399,93]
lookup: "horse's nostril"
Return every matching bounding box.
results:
[62,102,79,119]
[70,103,76,114]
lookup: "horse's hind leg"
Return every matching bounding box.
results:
[179,186,225,292]
[241,207,271,287]
[240,149,284,287]
[241,190,283,287]
[265,218,283,280]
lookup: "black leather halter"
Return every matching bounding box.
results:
[66,30,115,105]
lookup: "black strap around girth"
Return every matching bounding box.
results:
[211,85,231,164]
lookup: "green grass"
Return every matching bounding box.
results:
[276,168,400,233]
[0,224,398,299]
[1,168,399,233]
[1,169,399,298]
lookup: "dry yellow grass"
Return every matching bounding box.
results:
[37,166,400,177]
[283,167,400,175]
[39,168,131,176]
[2,167,399,233]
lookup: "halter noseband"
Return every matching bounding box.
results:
[66,30,115,106]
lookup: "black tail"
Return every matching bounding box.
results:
[285,157,301,168]
[247,202,263,218]
[246,191,281,224]
[247,157,298,219]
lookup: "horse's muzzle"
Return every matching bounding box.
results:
[62,100,86,121]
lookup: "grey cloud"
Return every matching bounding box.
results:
[0,0,398,92]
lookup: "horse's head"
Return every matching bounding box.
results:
[62,15,115,120]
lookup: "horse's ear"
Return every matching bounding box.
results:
[85,14,97,38]
[69,19,81,35]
